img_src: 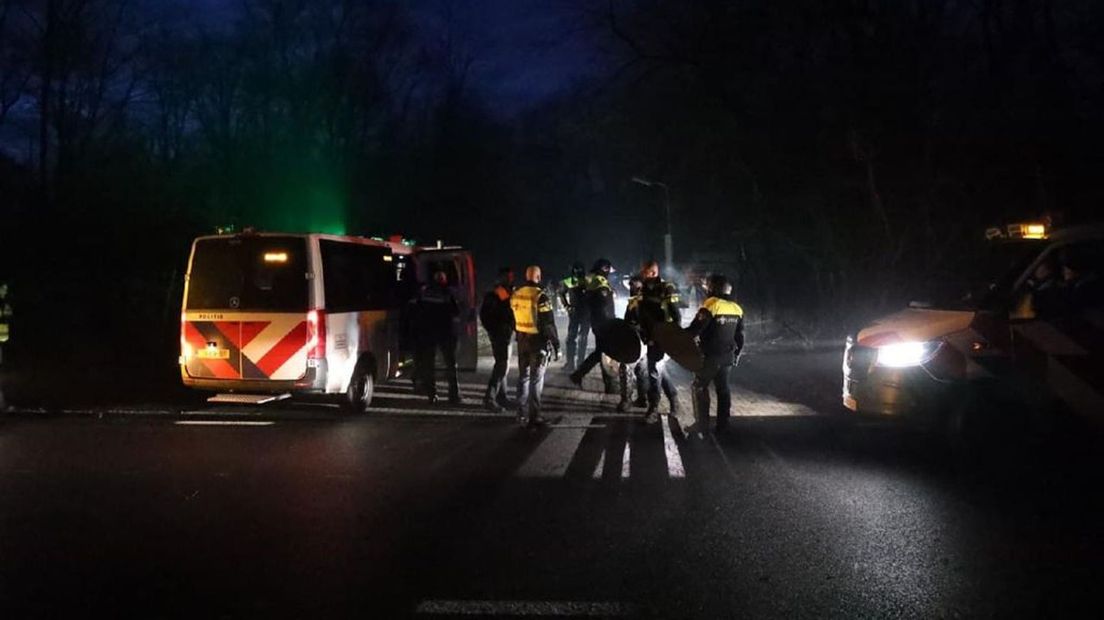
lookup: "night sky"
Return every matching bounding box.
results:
[410,0,603,117]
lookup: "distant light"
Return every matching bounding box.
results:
[382,255,393,262]
[1024,224,1046,239]
[264,252,288,263]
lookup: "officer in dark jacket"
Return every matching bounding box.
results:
[415,271,463,405]
[559,262,588,372]
[568,259,617,392]
[480,267,516,411]
[511,265,560,426]
[686,274,744,435]
[634,260,682,423]
[616,275,648,412]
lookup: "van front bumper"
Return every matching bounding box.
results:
[842,340,951,421]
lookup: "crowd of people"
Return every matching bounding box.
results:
[410,259,746,435]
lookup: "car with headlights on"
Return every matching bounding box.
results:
[842,222,1104,440]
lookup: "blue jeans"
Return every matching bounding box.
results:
[516,333,550,419]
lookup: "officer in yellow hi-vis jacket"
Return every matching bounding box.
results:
[686,274,745,435]
[511,265,561,427]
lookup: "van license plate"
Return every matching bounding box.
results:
[196,349,231,360]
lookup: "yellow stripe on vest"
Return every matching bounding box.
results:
[703,297,743,317]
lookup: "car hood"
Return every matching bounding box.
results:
[856,307,975,347]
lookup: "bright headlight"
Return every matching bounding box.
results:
[875,341,939,368]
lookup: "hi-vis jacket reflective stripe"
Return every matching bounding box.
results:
[702,296,743,318]
[689,295,745,359]
[511,285,551,334]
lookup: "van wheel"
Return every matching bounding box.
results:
[344,364,375,414]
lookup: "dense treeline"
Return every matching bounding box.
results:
[1,0,1102,392]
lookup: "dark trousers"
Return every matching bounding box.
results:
[692,359,733,426]
[565,310,587,369]
[516,334,549,418]
[485,332,512,404]
[417,335,459,400]
[646,345,678,408]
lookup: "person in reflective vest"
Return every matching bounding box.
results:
[686,274,745,435]
[414,271,463,405]
[480,267,516,412]
[568,258,618,393]
[558,262,587,372]
[511,265,560,426]
[634,260,683,423]
[616,275,648,412]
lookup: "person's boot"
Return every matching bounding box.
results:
[644,405,659,424]
[632,395,648,408]
[483,383,502,412]
[616,399,630,413]
[568,370,583,387]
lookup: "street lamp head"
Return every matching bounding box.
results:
[631,176,653,187]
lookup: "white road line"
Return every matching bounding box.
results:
[515,415,593,478]
[414,600,634,616]
[174,420,275,427]
[660,414,686,478]
[592,451,605,479]
[621,440,631,479]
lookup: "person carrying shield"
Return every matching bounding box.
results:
[511,265,560,427]
[685,274,745,435]
[617,275,648,412]
[634,260,683,423]
[568,258,618,393]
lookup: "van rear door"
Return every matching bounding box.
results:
[416,248,478,370]
[182,236,311,382]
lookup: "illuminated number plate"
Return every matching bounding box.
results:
[196,348,231,360]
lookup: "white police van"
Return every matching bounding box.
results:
[180,231,475,411]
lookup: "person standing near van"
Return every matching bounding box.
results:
[481,267,516,412]
[415,271,463,405]
[511,265,560,427]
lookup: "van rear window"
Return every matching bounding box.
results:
[186,237,308,311]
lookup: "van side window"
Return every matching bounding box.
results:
[320,241,396,312]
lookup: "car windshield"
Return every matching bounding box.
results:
[920,240,1046,311]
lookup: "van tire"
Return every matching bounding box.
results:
[344,361,375,414]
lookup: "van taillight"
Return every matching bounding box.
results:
[307,309,326,359]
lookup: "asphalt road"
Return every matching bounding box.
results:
[1,351,1102,618]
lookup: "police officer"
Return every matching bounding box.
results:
[415,271,463,405]
[686,274,744,435]
[511,265,560,427]
[634,260,682,423]
[569,258,618,392]
[616,275,648,412]
[480,267,516,412]
[559,262,588,372]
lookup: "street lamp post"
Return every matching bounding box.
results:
[632,176,673,276]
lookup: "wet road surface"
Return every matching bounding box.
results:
[1,351,1102,618]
